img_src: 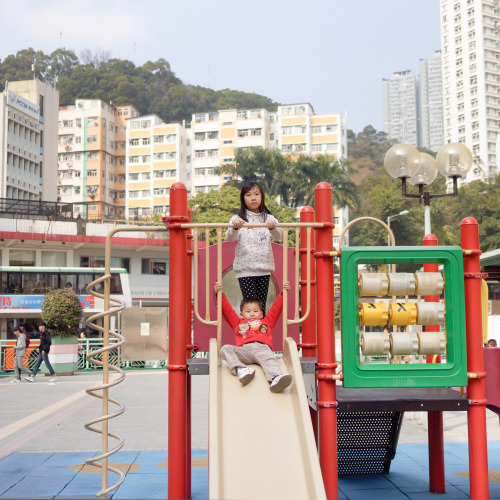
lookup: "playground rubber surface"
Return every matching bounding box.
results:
[1,370,500,499]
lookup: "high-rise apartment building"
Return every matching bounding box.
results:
[420,51,445,152]
[191,103,348,245]
[440,0,500,182]
[0,79,59,201]
[114,104,139,219]
[58,100,140,220]
[125,115,191,219]
[383,70,420,147]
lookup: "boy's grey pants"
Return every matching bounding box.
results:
[14,356,31,380]
[219,341,282,382]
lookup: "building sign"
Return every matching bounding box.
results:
[7,90,40,120]
[131,286,168,299]
[0,295,94,310]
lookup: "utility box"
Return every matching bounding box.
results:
[121,307,168,361]
[341,246,467,388]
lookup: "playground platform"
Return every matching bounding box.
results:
[1,369,500,499]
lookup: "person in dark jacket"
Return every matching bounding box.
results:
[24,322,57,382]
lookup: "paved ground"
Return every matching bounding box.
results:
[0,370,499,499]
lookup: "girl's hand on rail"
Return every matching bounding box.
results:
[232,218,245,229]
[214,281,222,293]
[266,219,277,230]
[281,281,290,294]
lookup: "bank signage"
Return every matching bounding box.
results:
[0,295,95,310]
[7,90,40,120]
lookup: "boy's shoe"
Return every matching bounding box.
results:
[9,378,20,383]
[24,376,35,382]
[48,376,58,382]
[237,367,255,386]
[270,373,292,393]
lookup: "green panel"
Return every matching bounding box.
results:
[341,246,467,388]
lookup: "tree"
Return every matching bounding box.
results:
[41,288,83,337]
[222,148,292,204]
[290,155,358,210]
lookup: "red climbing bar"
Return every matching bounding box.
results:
[314,183,338,500]
[461,217,489,500]
[423,234,445,493]
[300,206,317,358]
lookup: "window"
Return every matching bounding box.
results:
[9,250,35,266]
[195,132,206,141]
[87,135,97,143]
[311,126,322,134]
[41,251,67,267]
[88,170,97,177]
[142,258,168,275]
[207,131,219,139]
[80,256,130,272]
[154,187,170,196]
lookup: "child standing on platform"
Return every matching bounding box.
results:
[214,281,292,393]
[225,181,282,316]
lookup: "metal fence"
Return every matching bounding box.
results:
[0,338,167,375]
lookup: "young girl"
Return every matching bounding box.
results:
[225,181,282,315]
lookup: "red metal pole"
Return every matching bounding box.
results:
[461,217,489,500]
[314,183,338,500]
[423,234,445,493]
[167,183,188,500]
[185,206,193,498]
[300,206,318,443]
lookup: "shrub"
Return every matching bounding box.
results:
[41,288,83,337]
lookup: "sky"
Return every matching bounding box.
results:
[0,0,442,134]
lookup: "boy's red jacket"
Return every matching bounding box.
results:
[221,293,283,349]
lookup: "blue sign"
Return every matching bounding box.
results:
[0,295,95,310]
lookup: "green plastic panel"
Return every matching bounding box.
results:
[340,246,467,388]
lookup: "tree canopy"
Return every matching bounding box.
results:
[222,147,358,211]
[0,48,278,124]
[347,126,500,252]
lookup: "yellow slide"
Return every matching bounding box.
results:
[208,337,326,500]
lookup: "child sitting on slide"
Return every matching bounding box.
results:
[214,281,293,393]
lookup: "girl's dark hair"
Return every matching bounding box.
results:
[237,181,272,222]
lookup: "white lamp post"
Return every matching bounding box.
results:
[387,210,409,246]
[384,143,473,236]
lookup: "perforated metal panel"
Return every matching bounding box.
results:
[337,411,403,476]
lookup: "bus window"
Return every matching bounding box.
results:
[488,282,500,300]
[110,274,123,294]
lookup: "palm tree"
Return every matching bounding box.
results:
[290,155,358,210]
[221,147,292,204]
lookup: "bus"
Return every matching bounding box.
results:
[0,267,131,338]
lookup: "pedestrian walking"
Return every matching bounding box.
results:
[24,322,57,382]
[10,326,31,383]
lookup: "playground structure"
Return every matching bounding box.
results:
[85,181,491,500]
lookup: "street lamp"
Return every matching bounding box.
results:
[384,143,473,235]
[387,210,409,245]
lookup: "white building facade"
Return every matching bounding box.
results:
[420,51,445,152]
[383,70,420,147]
[440,0,500,182]
[0,80,59,201]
